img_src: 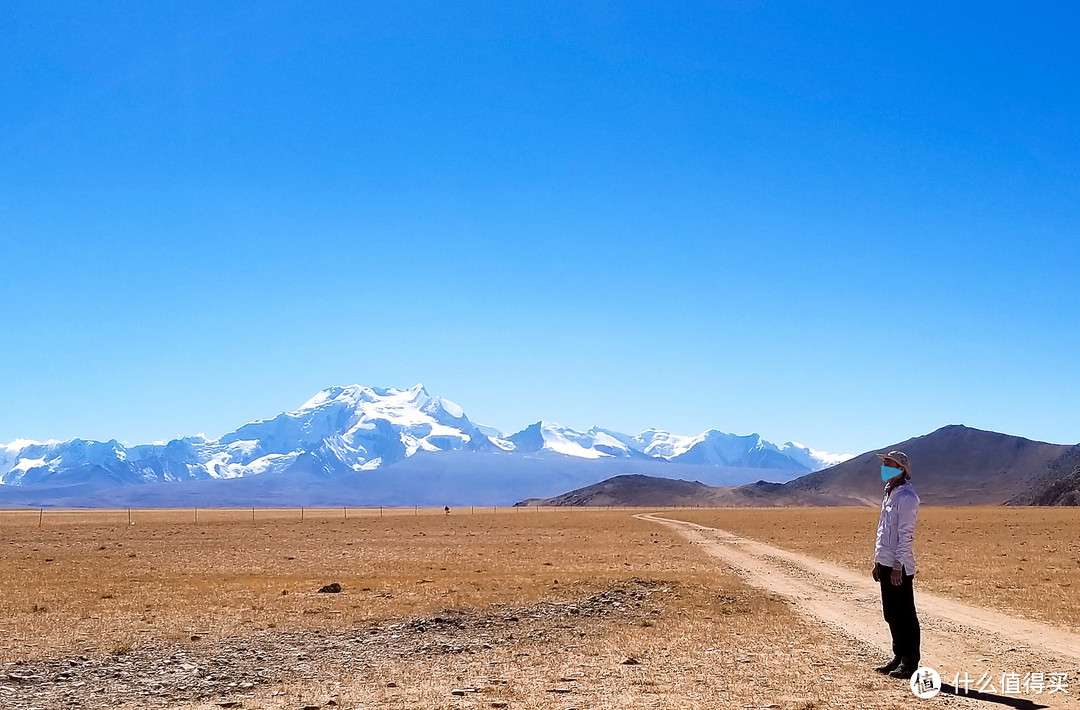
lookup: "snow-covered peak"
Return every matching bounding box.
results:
[631,429,698,458]
[299,383,430,411]
[3,438,59,453]
[220,384,483,462]
[779,441,853,470]
[504,422,623,459]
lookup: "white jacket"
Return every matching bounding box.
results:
[874,480,920,575]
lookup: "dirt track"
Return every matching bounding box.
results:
[640,513,1080,708]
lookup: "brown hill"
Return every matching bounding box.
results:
[518,474,719,507]
[782,425,1070,506]
[518,474,865,507]
[1006,445,1080,505]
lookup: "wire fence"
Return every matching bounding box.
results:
[0,503,739,527]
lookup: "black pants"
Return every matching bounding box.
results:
[877,563,920,665]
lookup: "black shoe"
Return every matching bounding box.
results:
[889,662,919,679]
[874,656,902,674]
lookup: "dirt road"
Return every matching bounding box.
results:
[640,513,1080,708]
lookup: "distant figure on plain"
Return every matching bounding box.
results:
[872,450,922,679]
[444,506,450,515]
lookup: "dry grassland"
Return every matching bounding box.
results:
[0,507,924,709]
[669,506,1080,628]
[5,507,655,660]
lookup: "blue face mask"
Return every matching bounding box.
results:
[881,465,900,482]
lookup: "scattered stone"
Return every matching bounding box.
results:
[216,702,242,708]
[318,583,342,594]
[621,657,640,665]
[0,578,667,709]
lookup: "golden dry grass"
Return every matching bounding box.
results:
[668,506,1080,628]
[1,507,925,709]
[2,507,668,661]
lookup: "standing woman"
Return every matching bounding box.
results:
[871,450,922,679]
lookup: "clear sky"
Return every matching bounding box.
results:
[2,2,1078,455]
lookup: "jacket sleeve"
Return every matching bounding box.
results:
[893,491,918,571]
[872,503,885,565]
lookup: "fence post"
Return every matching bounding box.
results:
[194,507,198,524]
[380,506,383,518]
[344,506,347,520]
[38,508,43,528]
[127,507,131,524]
[301,507,304,521]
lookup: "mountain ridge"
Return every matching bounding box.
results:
[0,384,849,505]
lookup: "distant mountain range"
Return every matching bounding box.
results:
[0,384,849,507]
[524,425,1080,507]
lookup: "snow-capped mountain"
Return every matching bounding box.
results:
[502,423,846,471]
[507,423,643,460]
[1,385,493,486]
[0,384,851,495]
[777,441,851,471]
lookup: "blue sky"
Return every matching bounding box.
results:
[2,1,1078,454]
